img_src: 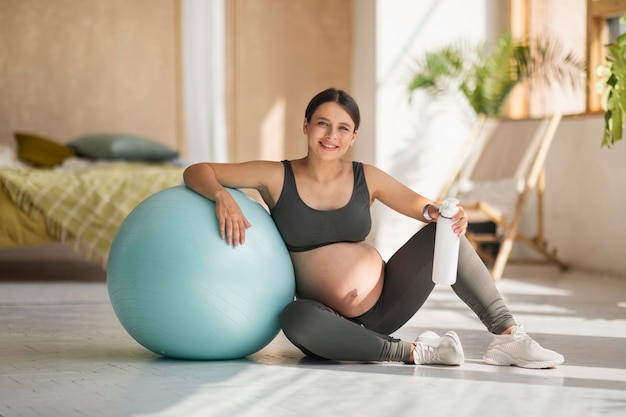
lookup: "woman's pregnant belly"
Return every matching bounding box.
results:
[289,241,384,317]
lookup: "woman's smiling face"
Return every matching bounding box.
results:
[304,101,357,158]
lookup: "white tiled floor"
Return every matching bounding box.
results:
[1,258,625,417]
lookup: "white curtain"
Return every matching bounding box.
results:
[181,0,227,163]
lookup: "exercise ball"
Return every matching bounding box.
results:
[106,185,295,360]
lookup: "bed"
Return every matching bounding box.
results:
[0,136,187,269]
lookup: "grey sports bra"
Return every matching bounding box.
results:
[270,160,372,252]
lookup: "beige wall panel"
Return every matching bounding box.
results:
[229,0,353,162]
[0,0,181,150]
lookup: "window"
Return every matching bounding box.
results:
[607,15,626,43]
[587,0,626,112]
[508,0,587,118]
[509,0,626,117]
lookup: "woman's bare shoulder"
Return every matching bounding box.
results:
[361,162,413,200]
[361,163,394,185]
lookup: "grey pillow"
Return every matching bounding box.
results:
[68,134,179,162]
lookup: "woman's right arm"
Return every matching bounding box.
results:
[183,161,282,246]
[183,163,234,201]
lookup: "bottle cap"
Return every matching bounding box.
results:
[439,197,459,219]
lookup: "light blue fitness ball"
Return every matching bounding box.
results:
[107,185,295,360]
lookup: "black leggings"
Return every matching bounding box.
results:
[279,223,516,363]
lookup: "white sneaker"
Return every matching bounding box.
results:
[483,325,564,369]
[413,330,464,366]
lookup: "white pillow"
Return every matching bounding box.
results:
[0,145,30,169]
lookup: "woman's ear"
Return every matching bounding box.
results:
[303,118,309,134]
[350,130,358,146]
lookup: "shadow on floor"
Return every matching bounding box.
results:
[0,244,105,282]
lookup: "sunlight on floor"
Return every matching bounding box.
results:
[1,265,625,417]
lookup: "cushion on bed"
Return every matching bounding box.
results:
[14,132,75,167]
[67,134,179,162]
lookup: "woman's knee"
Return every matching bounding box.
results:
[458,234,489,271]
[280,299,328,341]
[280,299,336,359]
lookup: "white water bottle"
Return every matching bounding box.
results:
[432,197,460,285]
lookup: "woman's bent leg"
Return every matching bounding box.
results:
[358,223,516,335]
[280,299,413,362]
[357,224,439,334]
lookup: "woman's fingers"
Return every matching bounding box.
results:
[223,216,251,247]
[215,198,251,247]
[452,208,468,237]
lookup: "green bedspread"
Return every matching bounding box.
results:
[0,163,185,268]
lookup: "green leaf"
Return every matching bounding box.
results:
[616,32,626,48]
[612,108,623,142]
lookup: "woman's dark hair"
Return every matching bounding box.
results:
[304,88,360,132]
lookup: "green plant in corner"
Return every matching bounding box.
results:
[597,14,626,148]
[407,32,586,118]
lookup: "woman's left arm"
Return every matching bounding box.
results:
[363,164,467,237]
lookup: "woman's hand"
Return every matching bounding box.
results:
[214,189,252,247]
[426,203,467,237]
[451,206,468,237]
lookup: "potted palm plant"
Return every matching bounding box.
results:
[407,32,586,118]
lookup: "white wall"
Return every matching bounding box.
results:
[542,116,626,277]
[367,0,508,259]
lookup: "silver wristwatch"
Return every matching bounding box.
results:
[423,204,435,221]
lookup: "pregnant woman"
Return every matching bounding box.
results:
[183,87,564,369]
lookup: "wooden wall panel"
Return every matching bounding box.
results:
[0,0,181,150]
[226,0,353,162]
